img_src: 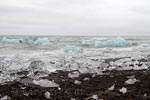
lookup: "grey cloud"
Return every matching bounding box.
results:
[0,0,150,35]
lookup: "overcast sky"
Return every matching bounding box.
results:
[0,0,150,36]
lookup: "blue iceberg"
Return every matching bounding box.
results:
[34,38,50,45]
[95,37,128,48]
[23,37,30,41]
[82,37,108,46]
[1,37,24,44]
[63,45,83,53]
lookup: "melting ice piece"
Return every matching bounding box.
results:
[91,95,99,100]
[95,37,128,48]
[108,84,115,91]
[44,91,51,99]
[1,37,24,44]
[82,37,108,46]
[63,45,83,53]
[74,80,81,85]
[78,67,89,73]
[23,37,30,41]
[34,38,50,45]
[134,44,150,52]
[33,79,59,87]
[0,95,11,100]
[119,87,127,94]
[68,71,80,78]
[125,78,139,85]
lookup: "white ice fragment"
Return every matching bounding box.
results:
[24,93,29,96]
[44,91,51,99]
[33,79,59,87]
[58,87,61,90]
[119,87,127,94]
[63,45,83,53]
[134,43,150,52]
[78,67,89,73]
[68,71,80,78]
[34,38,50,45]
[74,80,81,85]
[0,96,11,100]
[125,78,139,85]
[140,64,149,69]
[108,84,115,91]
[83,77,90,81]
[92,95,99,100]
[144,94,147,96]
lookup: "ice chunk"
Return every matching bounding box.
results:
[23,37,30,41]
[68,71,80,78]
[108,84,115,91]
[0,95,11,100]
[74,80,81,85]
[82,37,108,46]
[95,37,128,48]
[78,67,89,73]
[33,79,59,87]
[34,38,50,45]
[92,95,99,100]
[134,44,150,52]
[83,77,90,81]
[1,37,24,44]
[125,78,139,85]
[44,91,51,99]
[63,45,83,53]
[119,87,127,94]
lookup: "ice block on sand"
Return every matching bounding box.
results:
[34,38,50,45]
[63,45,83,53]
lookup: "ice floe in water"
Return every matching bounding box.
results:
[1,37,24,44]
[82,37,108,46]
[134,44,150,52]
[34,38,50,45]
[33,79,59,87]
[63,45,83,54]
[95,37,128,48]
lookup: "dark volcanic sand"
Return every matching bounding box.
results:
[0,69,150,100]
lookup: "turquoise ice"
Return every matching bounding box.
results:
[34,38,50,45]
[1,37,24,44]
[95,37,128,48]
[63,45,83,53]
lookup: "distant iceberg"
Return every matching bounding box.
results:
[23,37,30,42]
[95,37,128,48]
[63,45,83,53]
[1,37,24,44]
[82,37,108,46]
[34,38,50,45]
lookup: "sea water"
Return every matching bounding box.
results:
[0,36,150,84]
